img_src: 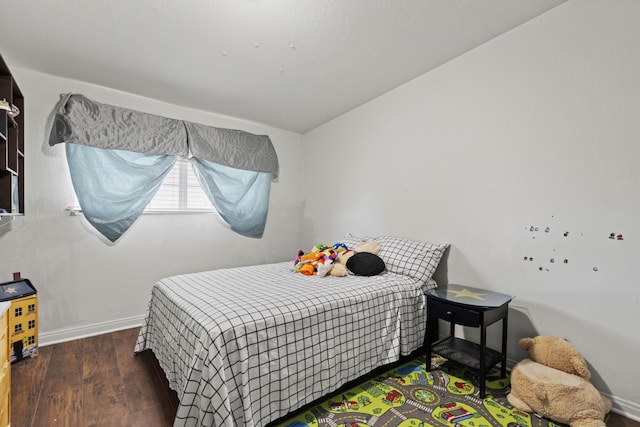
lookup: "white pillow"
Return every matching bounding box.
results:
[373,236,449,290]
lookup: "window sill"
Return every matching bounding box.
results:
[66,206,216,216]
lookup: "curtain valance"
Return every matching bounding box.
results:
[49,93,189,156]
[49,93,279,178]
[48,94,278,241]
[185,122,279,178]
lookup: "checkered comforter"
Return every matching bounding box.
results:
[134,262,427,427]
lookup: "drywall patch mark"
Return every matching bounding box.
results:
[521,218,621,275]
[527,225,548,239]
[520,218,587,274]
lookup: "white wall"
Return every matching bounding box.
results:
[0,68,305,343]
[303,0,640,418]
[1,0,638,419]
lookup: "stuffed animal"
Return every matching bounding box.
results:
[293,243,345,276]
[329,241,382,276]
[293,241,383,277]
[507,336,612,427]
[328,249,354,277]
[519,335,592,379]
[354,240,381,255]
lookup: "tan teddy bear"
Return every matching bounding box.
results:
[329,241,381,277]
[507,336,612,427]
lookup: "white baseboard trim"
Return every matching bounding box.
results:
[606,392,640,422]
[39,314,145,347]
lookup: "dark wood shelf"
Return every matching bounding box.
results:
[432,336,503,371]
[0,52,24,215]
[0,111,6,142]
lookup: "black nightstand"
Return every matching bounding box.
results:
[425,284,513,398]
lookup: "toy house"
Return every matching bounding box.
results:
[0,279,38,362]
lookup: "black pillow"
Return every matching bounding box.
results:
[346,252,386,276]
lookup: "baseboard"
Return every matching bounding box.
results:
[605,392,640,422]
[39,314,145,346]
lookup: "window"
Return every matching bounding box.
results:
[145,157,215,213]
[69,157,215,214]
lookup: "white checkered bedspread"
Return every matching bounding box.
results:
[134,261,427,427]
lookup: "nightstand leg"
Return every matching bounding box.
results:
[424,315,438,372]
[501,313,508,378]
[480,321,487,398]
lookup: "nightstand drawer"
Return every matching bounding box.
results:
[428,298,480,327]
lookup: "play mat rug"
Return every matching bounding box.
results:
[272,354,572,427]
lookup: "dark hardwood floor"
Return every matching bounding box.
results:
[10,327,640,426]
[11,328,178,427]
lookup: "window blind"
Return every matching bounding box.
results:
[146,158,215,213]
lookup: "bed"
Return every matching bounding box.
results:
[134,236,448,427]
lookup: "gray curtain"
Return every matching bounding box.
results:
[49,94,279,177]
[49,93,189,156]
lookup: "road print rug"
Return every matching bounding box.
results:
[272,354,572,427]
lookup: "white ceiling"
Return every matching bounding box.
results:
[0,0,566,133]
